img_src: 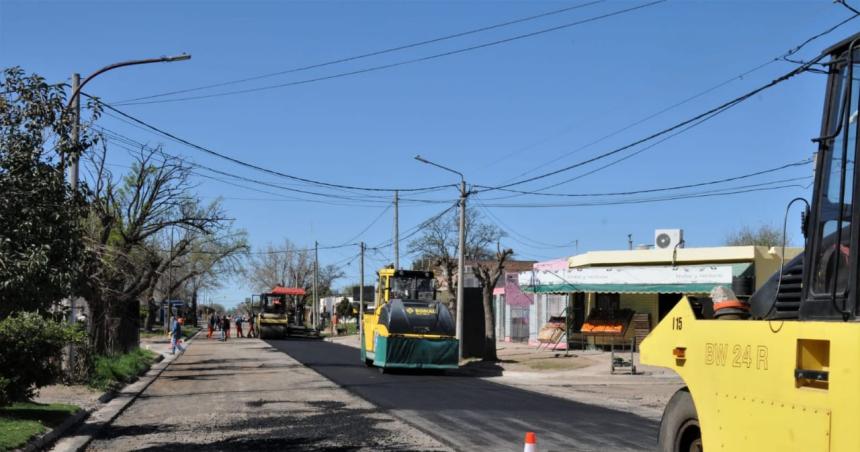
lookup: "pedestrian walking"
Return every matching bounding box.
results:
[222,316,231,341]
[236,316,244,338]
[207,314,215,339]
[171,317,185,354]
[247,316,256,338]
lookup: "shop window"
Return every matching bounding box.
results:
[546,294,565,320]
[596,293,620,312]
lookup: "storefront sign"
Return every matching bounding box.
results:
[519,265,734,288]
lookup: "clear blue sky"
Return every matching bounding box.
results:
[2,0,856,307]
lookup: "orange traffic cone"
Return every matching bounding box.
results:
[523,432,537,452]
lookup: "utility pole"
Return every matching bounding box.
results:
[166,227,174,334]
[359,242,365,348]
[393,190,400,269]
[313,241,319,330]
[456,180,467,361]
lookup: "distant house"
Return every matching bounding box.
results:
[433,259,536,302]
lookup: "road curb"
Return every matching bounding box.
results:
[20,409,88,452]
[49,330,201,452]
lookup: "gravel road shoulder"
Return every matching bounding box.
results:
[85,335,450,451]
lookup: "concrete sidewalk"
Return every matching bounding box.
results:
[84,336,450,451]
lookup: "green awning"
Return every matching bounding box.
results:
[523,283,720,295]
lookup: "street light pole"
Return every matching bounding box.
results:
[313,240,319,330]
[393,190,399,269]
[359,242,365,349]
[414,155,467,361]
[66,53,191,190]
[456,179,466,360]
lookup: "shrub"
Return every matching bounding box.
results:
[0,312,85,405]
[88,348,156,391]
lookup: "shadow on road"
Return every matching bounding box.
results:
[268,339,659,451]
[95,393,423,452]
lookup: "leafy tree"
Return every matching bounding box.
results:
[725,224,787,247]
[473,246,514,362]
[336,297,353,320]
[0,68,99,317]
[407,207,504,310]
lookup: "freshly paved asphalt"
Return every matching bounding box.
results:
[268,339,659,452]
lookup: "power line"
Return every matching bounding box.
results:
[111,1,666,106]
[474,200,579,250]
[330,204,392,248]
[96,109,453,201]
[94,127,407,206]
[480,179,810,208]
[475,158,812,198]
[368,201,459,250]
[84,97,456,194]
[112,1,606,104]
[97,127,455,207]
[479,12,858,193]
[476,49,830,194]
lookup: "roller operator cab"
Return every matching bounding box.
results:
[360,268,459,371]
[641,32,860,452]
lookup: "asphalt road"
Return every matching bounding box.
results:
[268,339,659,452]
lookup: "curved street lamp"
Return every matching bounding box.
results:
[67,53,191,190]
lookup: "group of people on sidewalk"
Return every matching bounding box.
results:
[206,313,256,341]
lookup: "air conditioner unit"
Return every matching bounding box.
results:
[655,229,684,250]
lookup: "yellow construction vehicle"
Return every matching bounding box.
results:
[255,286,306,339]
[360,267,459,371]
[641,33,860,451]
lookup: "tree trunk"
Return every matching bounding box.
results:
[145,299,157,331]
[482,285,498,361]
[116,297,140,353]
[89,294,110,355]
[191,287,198,327]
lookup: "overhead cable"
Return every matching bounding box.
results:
[111,1,666,106]
[480,12,858,192]
[84,95,457,193]
[112,1,606,104]
[476,50,831,194]
[475,159,812,197]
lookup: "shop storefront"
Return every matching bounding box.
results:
[518,246,802,349]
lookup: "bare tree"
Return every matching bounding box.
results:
[82,146,238,353]
[246,239,345,305]
[407,207,504,310]
[149,229,248,328]
[472,246,514,362]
